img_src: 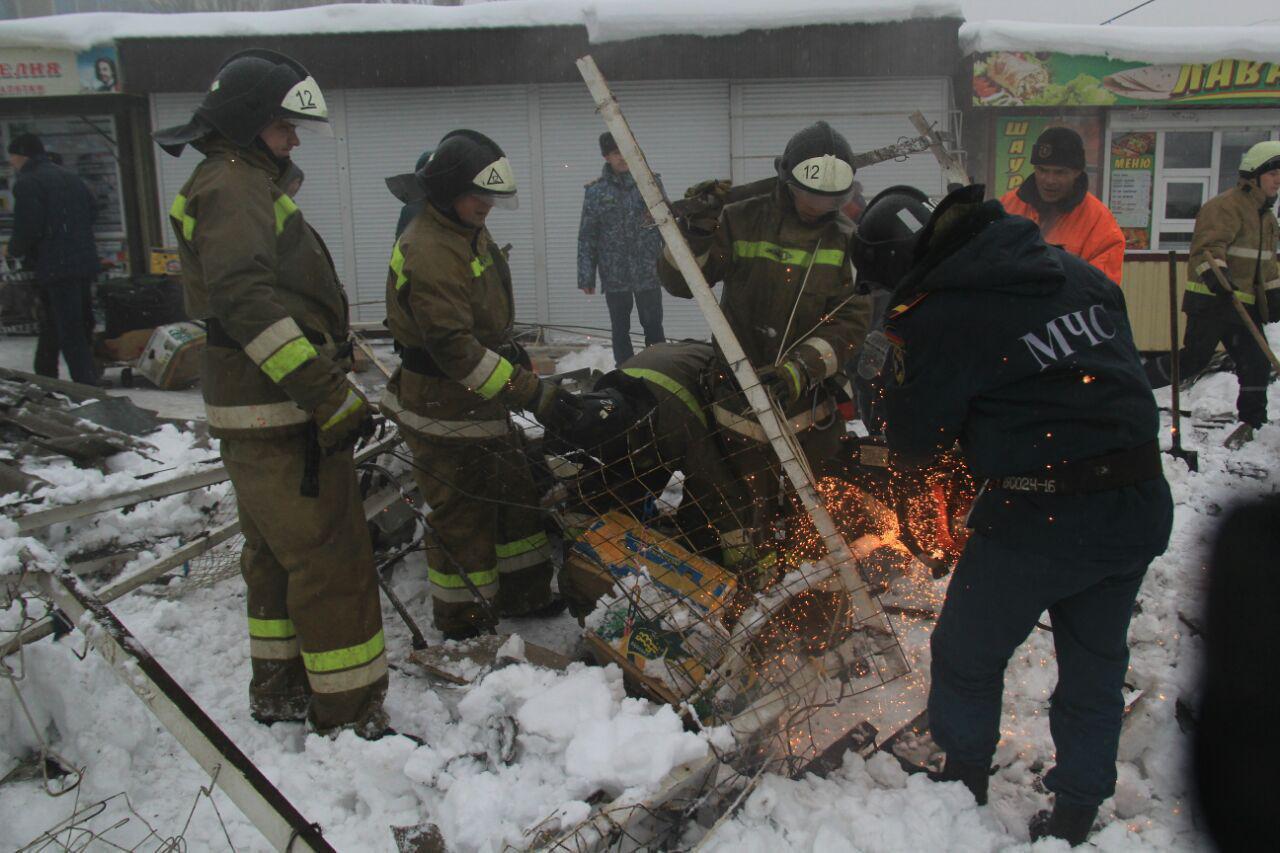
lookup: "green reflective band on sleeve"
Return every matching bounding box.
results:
[274,194,299,235]
[302,630,385,674]
[169,194,195,241]
[260,336,318,383]
[470,254,495,277]
[495,531,549,558]
[783,362,804,397]
[1186,279,1256,303]
[321,388,364,431]
[732,240,845,268]
[621,367,707,426]
[248,617,296,639]
[428,567,499,590]
[474,356,514,399]
[390,240,408,290]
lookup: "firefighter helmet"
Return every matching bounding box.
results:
[850,185,934,292]
[1239,140,1280,179]
[154,49,329,157]
[420,130,518,211]
[558,371,655,454]
[776,121,857,217]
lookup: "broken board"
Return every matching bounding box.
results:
[406,634,571,686]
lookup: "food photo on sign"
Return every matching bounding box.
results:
[974,52,1280,107]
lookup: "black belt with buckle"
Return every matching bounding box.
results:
[983,440,1162,496]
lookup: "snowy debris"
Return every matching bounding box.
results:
[961,19,1280,63]
[0,0,963,53]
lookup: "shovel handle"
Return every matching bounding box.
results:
[1167,252,1182,449]
[1208,265,1280,376]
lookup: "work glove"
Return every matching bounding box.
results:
[527,379,582,434]
[681,178,732,235]
[757,359,810,408]
[1200,267,1235,297]
[314,381,375,455]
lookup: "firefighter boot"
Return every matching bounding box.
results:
[1029,801,1098,847]
[928,758,989,806]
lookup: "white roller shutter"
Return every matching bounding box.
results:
[343,85,536,324]
[149,91,351,305]
[732,77,955,199]
[538,80,729,343]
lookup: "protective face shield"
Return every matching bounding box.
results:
[462,154,518,209]
[277,75,332,137]
[786,154,857,214]
[778,121,858,220]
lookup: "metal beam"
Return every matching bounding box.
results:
[30,571,337,853]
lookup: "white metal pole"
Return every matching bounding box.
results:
[574,55,876,619]
[31,571,335,853]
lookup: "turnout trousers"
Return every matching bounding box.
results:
[221,434,388,736]
[402,429,554,636]
[1145,308,1271,428]
[928,532,1150,807]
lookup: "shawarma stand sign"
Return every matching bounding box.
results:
[973,52,1280,107]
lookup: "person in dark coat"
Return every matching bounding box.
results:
[578,132,665,365]
[5,133,101,385]
[857,185,1172,847]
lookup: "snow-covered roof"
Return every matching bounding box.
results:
[961,19,1280,64]
[0,1,963,53]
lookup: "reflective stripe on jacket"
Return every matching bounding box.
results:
[656,185,870,420]
[1185,180,1279,321]
[169,137,351,439]
[385,204,538,437]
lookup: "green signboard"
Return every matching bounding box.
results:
[992,115,1102,198]
[974,51,1280,107]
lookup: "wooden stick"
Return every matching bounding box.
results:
[575,55,875,617]
[1208,264,1280,375]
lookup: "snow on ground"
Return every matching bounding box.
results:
[0,1,962,53]
[2,328,1274,850]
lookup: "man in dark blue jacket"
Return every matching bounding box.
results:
[5,133,101,385]
[856,185,1172,847]
[577,132,665,365]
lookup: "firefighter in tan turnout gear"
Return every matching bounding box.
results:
[155,50,388,737]
[383,130,579,640]
[1145,140,1280,448]
[657,121,872,545]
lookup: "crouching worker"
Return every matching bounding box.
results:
[554,340,905,611]
[857,185,1172,846]
[556,341,768,598]
[155,50,387,737]
[382,130,579,640]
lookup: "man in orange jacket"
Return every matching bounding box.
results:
[1001,127,1125,284]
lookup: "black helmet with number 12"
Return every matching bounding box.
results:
[154,49,330,157]
[777,121,858,220]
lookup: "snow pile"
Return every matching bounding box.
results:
[0,1,962,52]
[552,342,615,374]
[584,1,963,44]
[961,20,1280,63]
[5,333,1278,849]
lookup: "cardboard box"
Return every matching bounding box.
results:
[149,248,180,276]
